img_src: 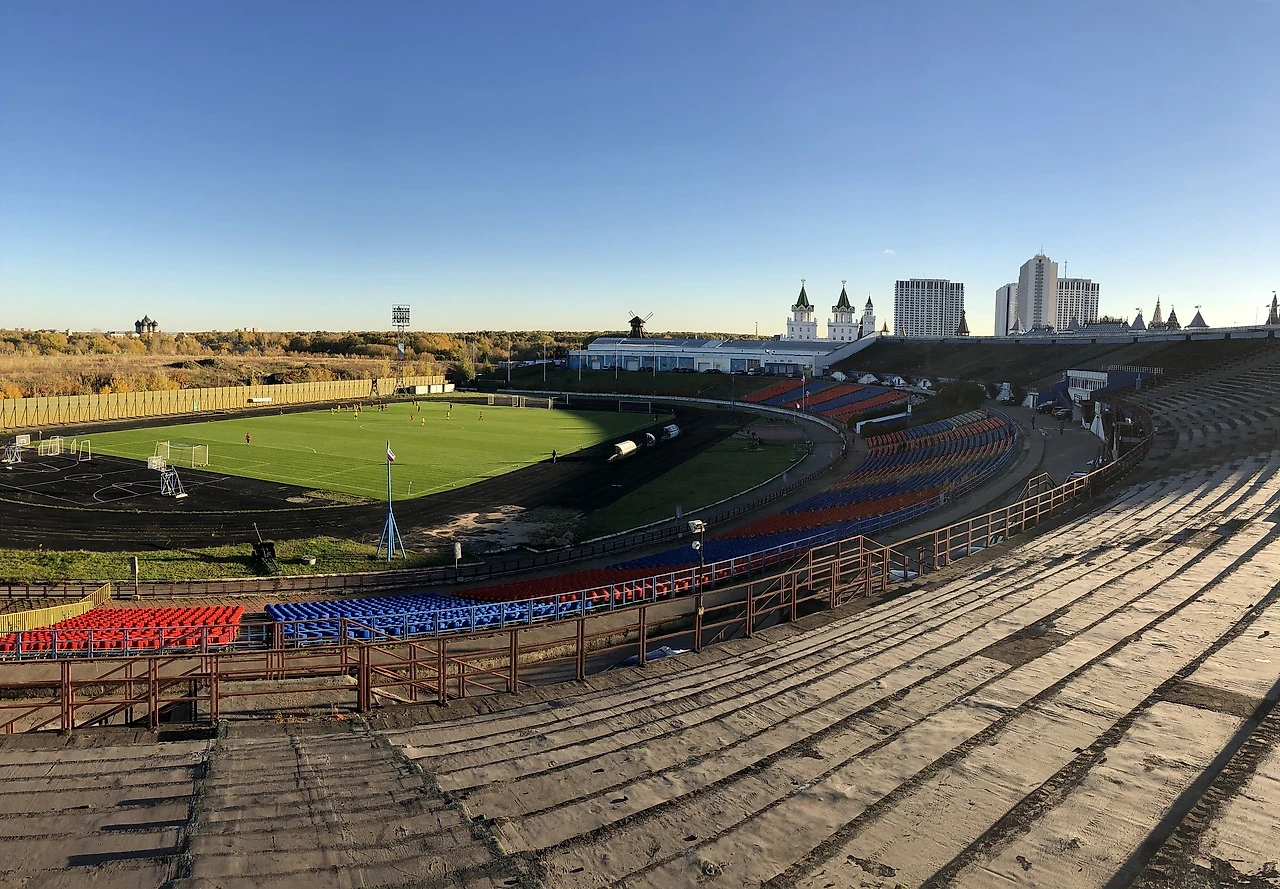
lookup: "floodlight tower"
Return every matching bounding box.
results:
[392,304,411,395]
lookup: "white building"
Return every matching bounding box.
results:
[1057,277,1100,329]
[994,283,1016,337]
[827,283,859,342]
[568,334,878,378]
[893,278,965,338]
[786,281,819,341]
[1016,253,1058,331]
[784,280,877,343]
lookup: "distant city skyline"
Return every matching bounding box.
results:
[2,4,1276,336]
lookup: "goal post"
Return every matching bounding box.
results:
[37,437,62,457]
[154,440,208,468]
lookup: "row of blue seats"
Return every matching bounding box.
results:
[855,428,1010,474]
[259,419,1018,643]
[761,379,839,407]
[870,410,989,444]
[266,594,604,641]
[788,456,998,513]
[806,386,896,414]
[858,437,1003,475]
[791,430,1011,512]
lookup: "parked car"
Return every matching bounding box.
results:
[1036,403,1057,414]
[1054,408,1073,420]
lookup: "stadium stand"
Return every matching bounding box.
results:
[1130,338,1280,472]
[0,605,245,654]
[616,410,1016,569]
[251,411,1016,642]
[376,450,1280,889]
[742,377,805,403]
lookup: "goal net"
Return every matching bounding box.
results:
[37,437,62,457]
[492,394,524,407]
[154,440,209,469]
[619,400,653,414]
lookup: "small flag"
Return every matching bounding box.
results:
[794,402,800,410]
[386,447,396,463]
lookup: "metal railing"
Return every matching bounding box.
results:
[0,399,1152,733]
[0,583,111,633]
[0,435,1018,660]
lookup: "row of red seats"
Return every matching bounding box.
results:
[802,383,865,409]
[721,488,941,540]
[742,377,805,403]
[461,568,660,603]
[833,439,1012,489]
[865,417,1005,458]
[1,606,246,654]
[824,391,910,423]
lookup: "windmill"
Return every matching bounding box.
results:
[627,310,654,338]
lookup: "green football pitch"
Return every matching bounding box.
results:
[87,402,664,500]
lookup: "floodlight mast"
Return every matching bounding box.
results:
[391,304,411,395]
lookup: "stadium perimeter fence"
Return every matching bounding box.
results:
[0,376,444,431]
[0,398,1152,730]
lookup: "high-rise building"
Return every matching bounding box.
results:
[1016,253,1058,330]
[893,278,965,338]
[1056,278,1100,329]
[994,283,1017,336]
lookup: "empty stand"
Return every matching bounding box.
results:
[0,605,245,655]
[381,450,1280,888]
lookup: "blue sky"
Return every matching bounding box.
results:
[2,2,1276,336]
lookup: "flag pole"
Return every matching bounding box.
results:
[378,439,404,561]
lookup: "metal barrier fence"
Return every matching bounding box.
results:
[0,376,444,431]
[0,398,1154,732]
[0,397,1152,721]
[0,584,111,634]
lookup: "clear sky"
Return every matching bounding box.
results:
[2,2,1277,336]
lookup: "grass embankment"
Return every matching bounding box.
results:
[0,537,451,583]
[479,367,775,402]
[574,435,801,540]
[89,401,661,501]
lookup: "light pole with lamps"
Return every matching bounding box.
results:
[688,519,706,589]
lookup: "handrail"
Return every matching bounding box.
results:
[0,583,110,633]
[2,426,1023,659]
[0,404,1154,736]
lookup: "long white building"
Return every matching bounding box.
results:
[568,283,881,377]
[894,278,965,338]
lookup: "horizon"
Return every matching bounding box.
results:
[3,3,1277,336]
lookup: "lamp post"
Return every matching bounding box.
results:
[688,519,706,590]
